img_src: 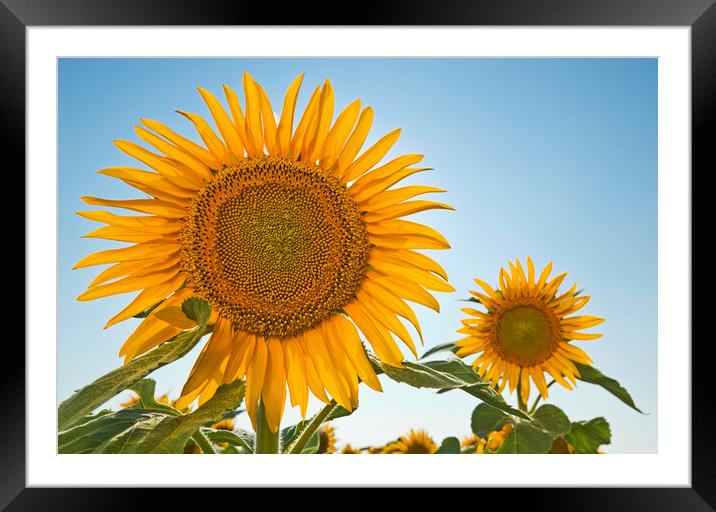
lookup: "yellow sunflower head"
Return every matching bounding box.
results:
[456,257,604,405]
[317,423,337,454]
[382,429,437,454]
[75,72,453,433]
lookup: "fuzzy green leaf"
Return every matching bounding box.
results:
[471,403,511,438]
[497,422,553,454]
[58,325,210,431]
[564,417,612,453]
[181,297,211,324]
[203,427,255,453]
[420,342,459,360]
[532,404,571,436]
[574,363,642,413]
[58,409,167,454]
[435,436,461,454]
[369,355,528,420]
[124,380,245,454]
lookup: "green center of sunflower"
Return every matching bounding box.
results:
[496,305,558,365]
[181,156,371,338]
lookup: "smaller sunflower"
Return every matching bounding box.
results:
[382,429,437,454]
[456,257,604,405]
[317,423,337,454]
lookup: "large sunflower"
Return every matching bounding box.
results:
[455,258,603,405]
[75,72,453,433]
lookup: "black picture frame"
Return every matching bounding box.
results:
[2,0,707,508]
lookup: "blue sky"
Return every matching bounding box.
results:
[58,58,657,453]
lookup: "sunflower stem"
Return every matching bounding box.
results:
[516,371,528,412]
[286,400,338,454]
[528,379,556,414]
[192,430,216,454]
[255,399,280,454]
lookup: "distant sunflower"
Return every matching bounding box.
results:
[119,392,170,409]
[456,258,603,404]
[317,423,337,454]
[211,418,235,431]
[75,73,453,432]
[382,429,437,454]
[461,434,486,454]
[339,444,362,454]
[485,423,513,452]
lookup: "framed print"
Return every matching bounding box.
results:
[3,0,708,508]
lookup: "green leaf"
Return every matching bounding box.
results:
[125,380,246,454]
[420,342,459,360]
[58,324,210,432]
[369,355,528,419]
[497,421,553,454]
[369,356,466,389]
[283,400,340,454]
[280,422,322,454]
[126,379,182,416]
[532,404,571,436]
[325,405,354,421]
[58,409,167,454]
[574,362,642,413]
[564,417,611,453]
[203,427,255,453]
[471,403,511,438]
[181,297,211,324]
[435,436,461,454]
[422,359,482,384]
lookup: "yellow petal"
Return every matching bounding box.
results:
[332,107,373,177]
[289,87,321,160]
[73,242,177,269]
[328,315,382,392]
[242,72,263,156]
[176,111,229,162]
[370,248,448,281]
[197,86,244,158]
[275,73,305,155]
[261,337,287,432]
[360,185,446,211]
[304,81,334,163]
[365,270,440,312]
[141,118,220,171]
[256,83,278,155]
[245,336,269,431]
[284,337,309,417]
[81,196,186,218]
[222,84,249,149]
[320,99,361,169]
[344,301,403,368]
[342,128,401,183]
[134,125,211,181]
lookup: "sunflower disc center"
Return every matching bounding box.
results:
[181,156,371,338]
[496,304,558,365]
